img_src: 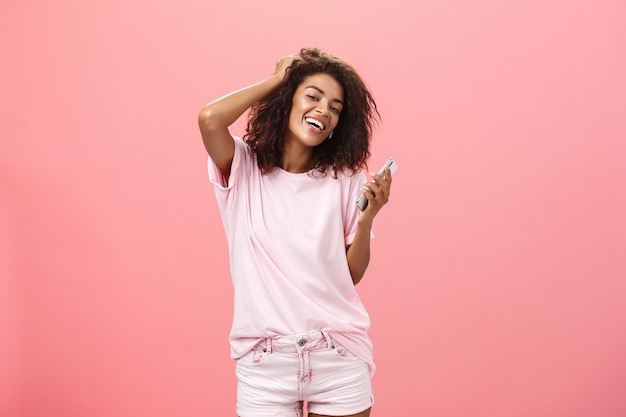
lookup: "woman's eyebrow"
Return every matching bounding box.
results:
[306,86,344,105]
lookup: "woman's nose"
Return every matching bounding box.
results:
[315,104,329,115]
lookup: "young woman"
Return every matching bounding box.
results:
[198,48,392,417]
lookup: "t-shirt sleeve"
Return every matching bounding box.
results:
[344,170,374,246]
[207,136,249,192]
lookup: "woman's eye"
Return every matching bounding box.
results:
[307,95,319,101]
[330,106,340,114]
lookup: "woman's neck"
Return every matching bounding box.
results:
[281,142,315,173]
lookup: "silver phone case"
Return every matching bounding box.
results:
[357,157,398,211]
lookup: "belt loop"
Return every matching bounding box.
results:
[322,331,334,349]
[264,338,273,353]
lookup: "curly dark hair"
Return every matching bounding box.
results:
[244,48,379,176]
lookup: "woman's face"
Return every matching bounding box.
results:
[286,73,344,148]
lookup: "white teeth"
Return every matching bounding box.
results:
[305,117,325,131]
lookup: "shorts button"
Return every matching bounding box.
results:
[298,339,305,347]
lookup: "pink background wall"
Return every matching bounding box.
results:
[2,0,625,416]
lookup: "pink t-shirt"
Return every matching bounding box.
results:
[208,136,375,376]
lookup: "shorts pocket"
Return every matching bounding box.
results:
[332,341,359,360]
[236,345,265,368]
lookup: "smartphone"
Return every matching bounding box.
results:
[357,157,398,211]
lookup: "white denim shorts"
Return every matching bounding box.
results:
[235,331,374,417]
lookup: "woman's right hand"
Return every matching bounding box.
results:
[199,53,300,175]
[274,54,299,80]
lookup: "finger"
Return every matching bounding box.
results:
[360,183,379,206]
[360,188,379,212]
[275,54,298,76]
[384,166,393,185]
[369,171,389,188]
[362,181,386,205]
[368,173,389,197]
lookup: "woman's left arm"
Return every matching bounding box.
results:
[346,166,392,284]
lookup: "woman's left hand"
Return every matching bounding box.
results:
[358,166,392,223]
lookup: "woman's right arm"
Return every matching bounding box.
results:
[198,55,297,181]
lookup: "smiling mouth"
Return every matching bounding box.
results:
[305,117,325,131]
